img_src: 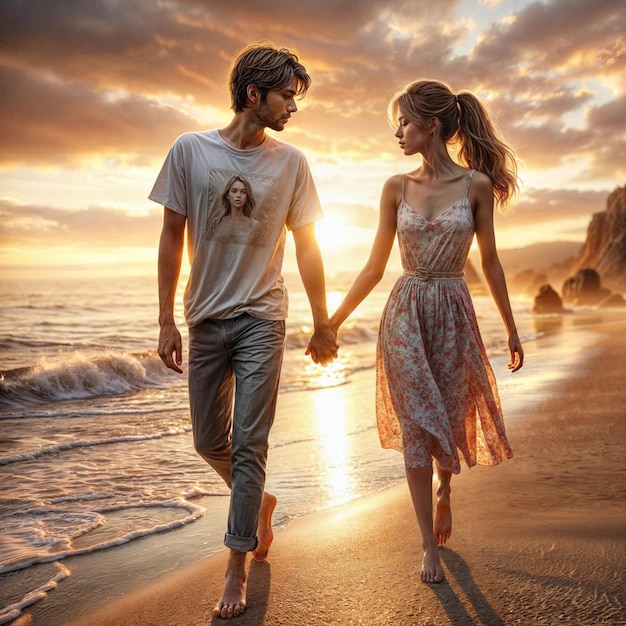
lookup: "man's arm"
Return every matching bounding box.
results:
[292,223,338,366]
[157,208,187,374]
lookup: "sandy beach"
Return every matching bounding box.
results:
[14,314,626,626]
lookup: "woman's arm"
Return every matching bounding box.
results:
[330,175,401,331]
[473,172,524,372]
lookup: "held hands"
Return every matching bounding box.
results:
[305,323,339,367]
[507,333,524,373]
[158,321,184,374]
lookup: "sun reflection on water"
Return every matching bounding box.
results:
[301,357,347,389]
[311,385,358,508]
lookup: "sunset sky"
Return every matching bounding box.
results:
[1,0,624,278]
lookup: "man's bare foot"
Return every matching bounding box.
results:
[434,485,452,546]
[213,550,247,619]
[421,546,445,583]
[252,491,276,561]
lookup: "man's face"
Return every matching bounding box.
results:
[253,79,298,132]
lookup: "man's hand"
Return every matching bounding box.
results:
[305,324,338,367]
[158,321,184,373]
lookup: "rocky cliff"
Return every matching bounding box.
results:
[571,186,626,291]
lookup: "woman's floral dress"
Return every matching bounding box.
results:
[376,171,513,474]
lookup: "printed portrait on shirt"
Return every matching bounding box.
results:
[206,170,276,247]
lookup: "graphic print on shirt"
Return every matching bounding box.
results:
[205,169,276,247]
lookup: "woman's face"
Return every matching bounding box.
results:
[394,113,428,156]
[228,180,247,208]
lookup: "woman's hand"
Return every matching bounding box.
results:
[507,334,524,372]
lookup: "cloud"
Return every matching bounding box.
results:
[0,0,623,260]
[0,1,232,98]
[0,0,459,165]
[500,187,609,227]
[583,95,626,179]
[470,0,625,77]
[0,198,162,248]
[1,0,624,172]
[0,66,205,166]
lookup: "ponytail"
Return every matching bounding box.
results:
[456,92,518,210]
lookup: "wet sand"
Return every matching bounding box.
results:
[23,316,626,625]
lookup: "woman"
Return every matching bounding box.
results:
[210,175,263,246]
[222,174,256,218]
[328,80,524,584]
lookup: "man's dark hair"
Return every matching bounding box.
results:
[227,43,311,112]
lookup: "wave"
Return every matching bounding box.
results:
[0,562,70,625]
[0,351,176,410]
[0,336,84,353]
[0,427,191,466]
[0,499,206,576]
[0,334,155,364]
[0,320,382,411]
[0,498,206,624]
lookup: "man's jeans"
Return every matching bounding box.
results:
[188,314,285,553]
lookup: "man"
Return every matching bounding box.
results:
[150,43,337,619]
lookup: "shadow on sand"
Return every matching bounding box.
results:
[428,548,504,626]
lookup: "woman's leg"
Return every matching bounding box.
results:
[405,465,445,583]
[434,460,452,545]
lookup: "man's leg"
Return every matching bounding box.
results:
[188,319,234,486]
[226,314,285,550]
[214,314,285,619]
[188,320,248,619]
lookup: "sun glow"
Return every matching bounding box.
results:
[314,215,352,252]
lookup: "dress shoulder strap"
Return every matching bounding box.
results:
[401,176,406,201]
[464,169,475,197]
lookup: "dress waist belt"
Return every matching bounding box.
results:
[403,267,464,282]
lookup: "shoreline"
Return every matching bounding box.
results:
[14,312,626,625]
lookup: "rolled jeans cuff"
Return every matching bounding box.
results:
[224,532,258,553]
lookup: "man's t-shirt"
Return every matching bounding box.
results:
[149,129,323,326]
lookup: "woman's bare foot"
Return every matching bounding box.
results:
[252,491,276,561]
[434,484,452,545]
[421,546,445,583]
[213,550,247,619]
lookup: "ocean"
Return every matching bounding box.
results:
[0,269,584,623]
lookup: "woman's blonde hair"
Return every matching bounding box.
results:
[389,79,519,210]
